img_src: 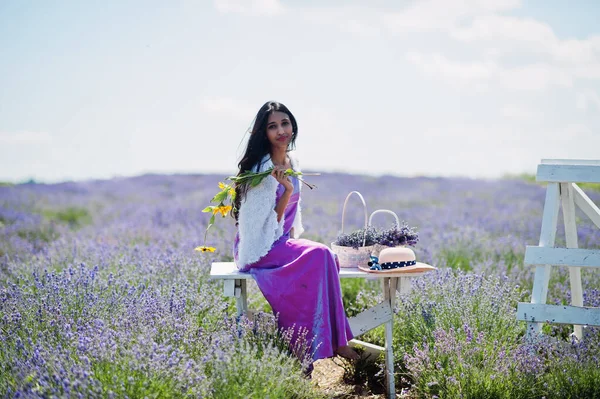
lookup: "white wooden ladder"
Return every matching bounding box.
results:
[517,159,600,338]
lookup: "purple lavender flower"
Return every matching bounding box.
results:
[376,221,419,247]
[1,171,599,398]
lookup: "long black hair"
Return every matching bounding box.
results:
[232,101,298,221]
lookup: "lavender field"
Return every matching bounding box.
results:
[1,173,600,398]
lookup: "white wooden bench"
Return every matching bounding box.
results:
[210,261,430,399]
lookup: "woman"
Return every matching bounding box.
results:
[232,101,359,364]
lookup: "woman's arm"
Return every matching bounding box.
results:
[237,169,284,267]
[272,165,293,222]
[274,189,292,222]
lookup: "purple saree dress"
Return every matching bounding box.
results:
[233,177,353,362]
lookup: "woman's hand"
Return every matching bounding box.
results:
[272,166,293,192]
[272,166,293,222]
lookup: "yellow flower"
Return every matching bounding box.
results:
[219,182,235,196]
[213,205,232,217]
[195,246,216,253]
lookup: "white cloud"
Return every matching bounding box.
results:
[380,0,595,65]
[383,0,522,34]
[560,123,595,140]
[213,0,284,16]
[198,97,256,121]
[451,15,555,47]
[452,15,600,70]
[577,89,600,111]
[413,8,599,86]
[295,1,599,92]
[498,63,573,91]
[406,52,573,91]
[213,0,599,88]
[501,104,541,121]
[389,121,600,177]
[406,52,495,83]
[299,6,382,38]
[0,131,52,145]
[338,19,381,37]
[574,63,600,79]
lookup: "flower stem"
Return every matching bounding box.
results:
[297,177,316,190]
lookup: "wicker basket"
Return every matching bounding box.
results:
[330,191,375,268]
[369,209,401,258]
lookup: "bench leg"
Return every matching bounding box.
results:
[382,277,396,399]
[235,279,248,317]
[223,279,235,297]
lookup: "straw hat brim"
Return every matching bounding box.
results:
[358,262,436,274]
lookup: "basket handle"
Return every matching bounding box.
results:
[341,191,368,247]
[368,209,400,227]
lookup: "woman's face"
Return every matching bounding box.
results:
[266,111,293,151]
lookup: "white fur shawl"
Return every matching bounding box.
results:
[236,151,304,268]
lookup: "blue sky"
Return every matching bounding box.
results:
[1,0,599,183]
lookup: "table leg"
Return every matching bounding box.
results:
[382,278,396,399]
[398,276,412,295]
[389,277,398,307]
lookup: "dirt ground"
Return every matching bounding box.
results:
[311,358,390,399]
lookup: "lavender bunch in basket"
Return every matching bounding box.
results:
[377,221,419,247]
[334,226,378,249]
